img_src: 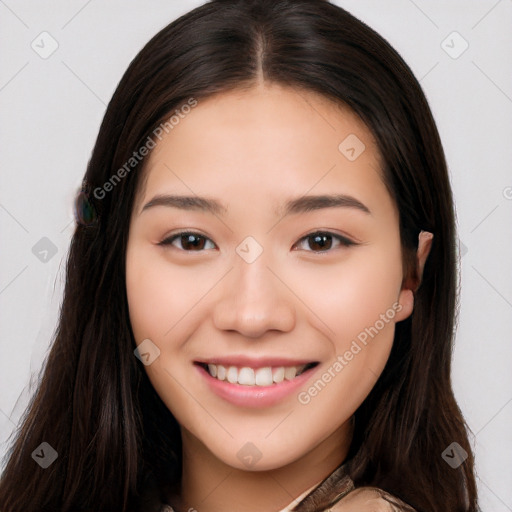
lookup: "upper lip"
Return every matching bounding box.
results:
[195,356,317,369]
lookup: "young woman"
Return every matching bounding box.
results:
[0,1,478,511]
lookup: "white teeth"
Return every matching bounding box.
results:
[227,366,238,384]
[217,364,226,381]
[238,367,255,385]
[284,367,297,380]
[255,367,273,386]
[272,367,285,383]
[207,364,217,378]
[205,363,312,386]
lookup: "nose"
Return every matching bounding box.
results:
[212,254,296,338]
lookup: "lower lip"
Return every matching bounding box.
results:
[196,364,318,408]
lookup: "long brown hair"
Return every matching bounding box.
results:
[0,1,477,511]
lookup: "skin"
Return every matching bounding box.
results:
[125,82,432,512]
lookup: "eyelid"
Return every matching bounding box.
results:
[157,230,217,250]
[157,229,359,255]
[293,231,358,252]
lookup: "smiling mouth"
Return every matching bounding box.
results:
[196,362,318,387]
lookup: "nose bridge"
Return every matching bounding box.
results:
[212,246,295,337]
[237,255,274,304]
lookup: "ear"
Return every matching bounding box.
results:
[395,231,434,322]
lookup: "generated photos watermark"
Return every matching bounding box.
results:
[93,97,198,200]
[297,301,403,405]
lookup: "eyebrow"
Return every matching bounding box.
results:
[281,194,371,216]
[140,193,371,216]
[141,195,227,215]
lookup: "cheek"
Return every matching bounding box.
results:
[125,243,199,420]
[126,243,196,344]
[125,242,219,387]
[126,248,167,342]
[289,247,404,346]
[292,247,404,420]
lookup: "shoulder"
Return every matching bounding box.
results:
[329,486,417,512]
[159,505,175,512]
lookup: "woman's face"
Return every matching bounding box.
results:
[126,83,414,471]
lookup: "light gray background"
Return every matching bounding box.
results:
[1,1,511,510]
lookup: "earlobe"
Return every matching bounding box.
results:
[395,288,414,322]
[395,231,434,321]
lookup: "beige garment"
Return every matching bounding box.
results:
[160,463,416,512]
[327,487,417,511]
[160,486,416,512]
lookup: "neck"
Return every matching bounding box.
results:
[175,420,353,512]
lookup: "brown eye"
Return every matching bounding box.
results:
[159,232,216,251]
[179,234,207,251]
[308,233,333,251]
[294,231,356,253]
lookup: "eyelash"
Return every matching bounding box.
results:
[157,230,358,253]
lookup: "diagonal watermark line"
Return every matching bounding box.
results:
[196,469,235,505]
[0,265,28,296]
[295,90,337,132]
[163,163,234,233]
[0,61,29,92]
[265,266,336,335]
[265,410,294,439]
[60,218,74,233]
[478,477,512,511]
[419,61,439,82]
[162,366,234,438]
[164,267,234,336]
[266,163,337,234]
[469,204,499,233]
[0,0,29,28]
[472,0,503,29]
[471,266,512,309]
[0,407,17,428]
[61,0,94,29]
[475,396,512,436]
[367,367,379,379]
[472,61,512,105]
[407,0,439,29]
[0,204,29,233]
[61,60,107,106]
[268,473,295,501]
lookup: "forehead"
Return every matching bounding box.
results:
[134,83,388,215]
